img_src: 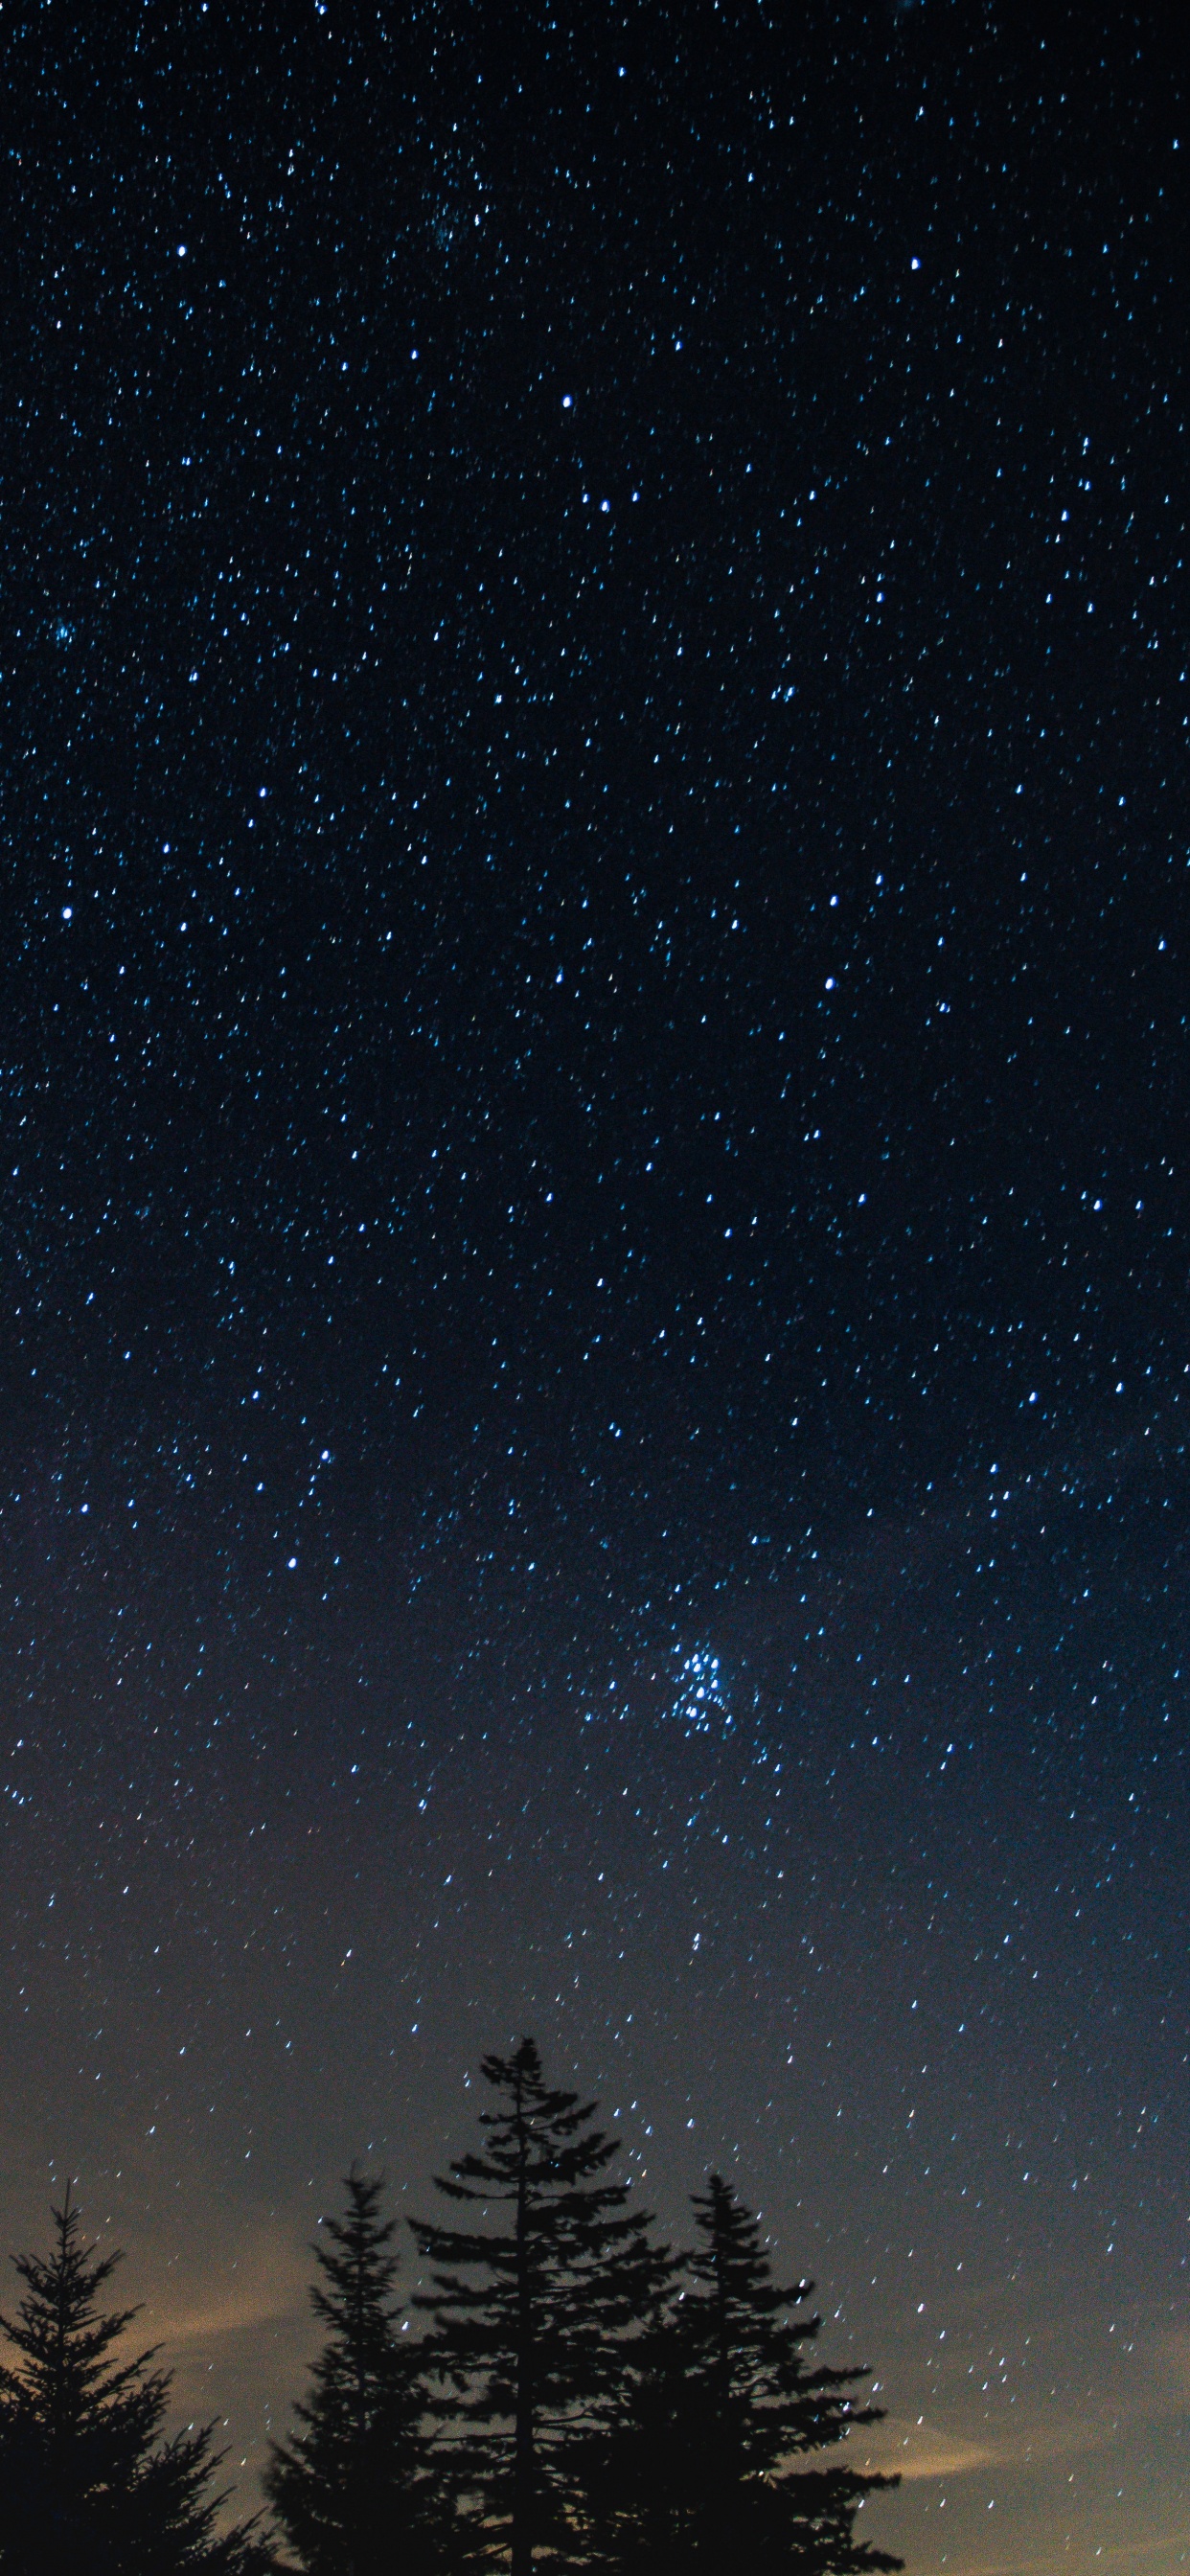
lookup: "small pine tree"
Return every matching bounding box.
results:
[679,2174,902,2574]
[266,2170,442,2576]
[0,2187,268,2576]
[413,2037,669,2575]
[575,2175,902,2573]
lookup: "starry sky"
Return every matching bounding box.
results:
[2,1,1188,2565]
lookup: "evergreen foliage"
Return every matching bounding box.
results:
[0,2187,268,2576]
[646,2174,896,2576]
[566,2288,705,2575]
[584,2173,901,2575]
[266,2169,443,2576]
[0,2066,904,2576]
[412,2037,670,2575]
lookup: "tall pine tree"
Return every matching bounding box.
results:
[413,2037,668,2576]
[266,2169,443,2575]
[0,2188,268,2576]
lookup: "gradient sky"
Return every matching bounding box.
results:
[1,4,1187,2569]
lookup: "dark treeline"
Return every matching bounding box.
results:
[0,2039,903,2575]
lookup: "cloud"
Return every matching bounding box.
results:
[858,2413,996,2481]
[136,2226,308,2352]
[858,2398,1124,2486]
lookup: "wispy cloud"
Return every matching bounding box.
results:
[133,2226,308,2352]
[858,2413,997,2480]
[858,2398,1123,2486]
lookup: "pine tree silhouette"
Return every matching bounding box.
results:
[266,2169,444,2575]
[413,2037,668,2575]
[0,2186,269,2576]
[566,2285,700,2575]
[679,2173,902,2573]
[574,2174,902,2574]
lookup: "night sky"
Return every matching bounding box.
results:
[2,2,1188,2566]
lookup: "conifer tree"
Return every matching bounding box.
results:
[679,2173,902,2573]
[412,2037,669,2575]
[265,2170,443,2576]
[0,2187,268,2576]
[573,2174,901,2574]
[566,2290,704,2576]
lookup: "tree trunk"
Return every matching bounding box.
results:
[512,2084,535,2576]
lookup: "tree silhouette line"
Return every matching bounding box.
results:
[0,2037,903,2574]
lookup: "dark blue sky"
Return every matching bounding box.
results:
[1,5,1186,2564]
